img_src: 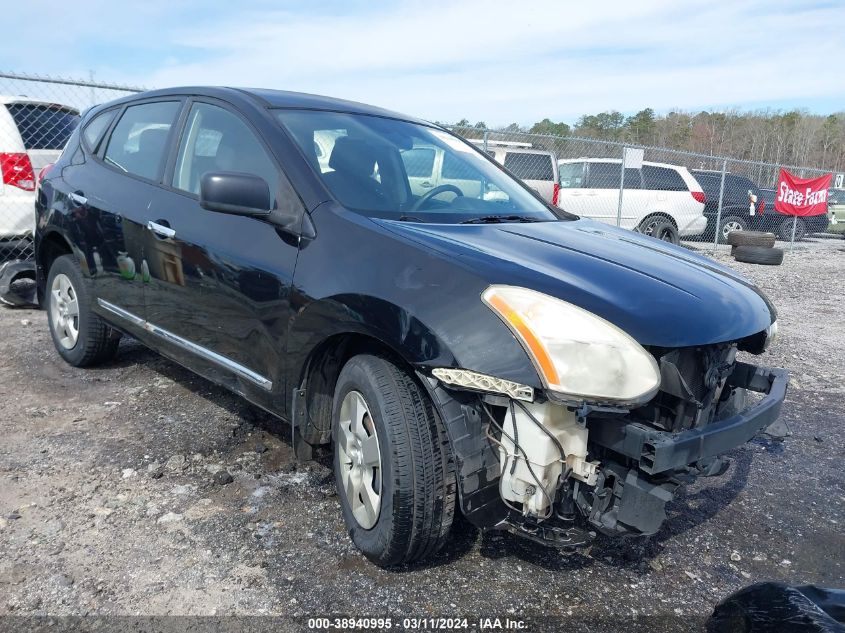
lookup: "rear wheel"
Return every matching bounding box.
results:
[718,215,748,244]
[638,216,679,244]
[332,354,456,567]
[778,217,805,241]
[46,255,120,367]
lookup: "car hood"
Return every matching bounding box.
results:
[375,218,775,348]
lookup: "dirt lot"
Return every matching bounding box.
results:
[0,240,843,632]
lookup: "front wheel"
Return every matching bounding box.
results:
[332,354,456,567]
[46,254,120,367]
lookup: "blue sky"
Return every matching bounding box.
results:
[3,0,844,125]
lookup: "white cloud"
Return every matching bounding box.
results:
[5,0,844,124]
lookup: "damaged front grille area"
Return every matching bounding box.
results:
[631,344,738,432]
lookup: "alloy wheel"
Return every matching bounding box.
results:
[722,220,743,240]
[50,273,80,350]
[336,390,382,529]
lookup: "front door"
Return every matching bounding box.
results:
[143,100,301,408]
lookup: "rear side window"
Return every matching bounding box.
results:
[643,165,688,191]
[504,152,554,181]
[401,147,435,178]
[82,110,117,151]
[104,101,181,180]
[587,162,620,189]
[5,103,79,150]
[442,151,475,179]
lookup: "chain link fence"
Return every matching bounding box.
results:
[0,72,143,265]
[447,125,844,255]
[1,71,841,270]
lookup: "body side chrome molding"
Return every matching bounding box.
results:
[97,298,273,391]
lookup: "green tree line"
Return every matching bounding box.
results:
[452,109,845,174]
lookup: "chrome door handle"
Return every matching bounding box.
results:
[420,181,433,188]
[147,221,175,239]
[68,192,87,205]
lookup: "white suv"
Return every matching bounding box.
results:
[1,96,79,239]
[556,158,707,240]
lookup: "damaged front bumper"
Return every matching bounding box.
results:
[589,362,788,476]
[423,360,788,546]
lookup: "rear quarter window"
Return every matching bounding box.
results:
[643,165,688,191]
[503,152,554,181]
[82,110,117,151]
[5,103,79,150]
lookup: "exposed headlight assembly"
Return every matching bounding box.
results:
[482,285,661,405]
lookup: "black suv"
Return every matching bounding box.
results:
[35,87,787,566]
[692,170,763,242]
[757,188,830,240]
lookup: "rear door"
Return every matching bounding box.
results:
[71,99,183,321]
[143,99,302,405]
[642,165,697,232]
[502,151,556,202]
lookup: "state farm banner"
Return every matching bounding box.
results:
[775,169,832,216]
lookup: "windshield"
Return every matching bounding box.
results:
[274,110,562,223]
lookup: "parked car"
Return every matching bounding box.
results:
[487,146,559,205]
[691,170,763,242]
[1,96,79,243]
[758,188,830,240]
[556,158,707,243]
[35,87,786,567]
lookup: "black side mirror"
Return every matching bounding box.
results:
[199,171,271,217]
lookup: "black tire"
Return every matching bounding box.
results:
[332,354,456,567]
[46,254,120,367]
[732,245,784,266]
[638,216,680,244]
[727,230,776,248]
[778,217,805,241]
[717,215,748,244]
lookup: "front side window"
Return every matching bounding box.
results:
[172,102,280,208]
[558,162,584,188]
[275,110,562,223]
[104,101,180,180]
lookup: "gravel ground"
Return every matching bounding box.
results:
[0,240,843,632]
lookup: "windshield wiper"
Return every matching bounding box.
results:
[460,215,541,224]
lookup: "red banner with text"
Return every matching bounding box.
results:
[774,169,832,216]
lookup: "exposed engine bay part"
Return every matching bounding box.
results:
[0,260,37,307]
[488,399,597,518]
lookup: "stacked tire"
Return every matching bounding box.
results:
[726,231,783,265]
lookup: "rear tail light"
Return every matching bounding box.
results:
[758,197,765,213]
[552,182,561,206]
[0,153,36,191]
[37,163,55,186]
[691,190,706,204]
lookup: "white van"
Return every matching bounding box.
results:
[401,142,560,205]
[0,96,79,239]
[556,158,707,238]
